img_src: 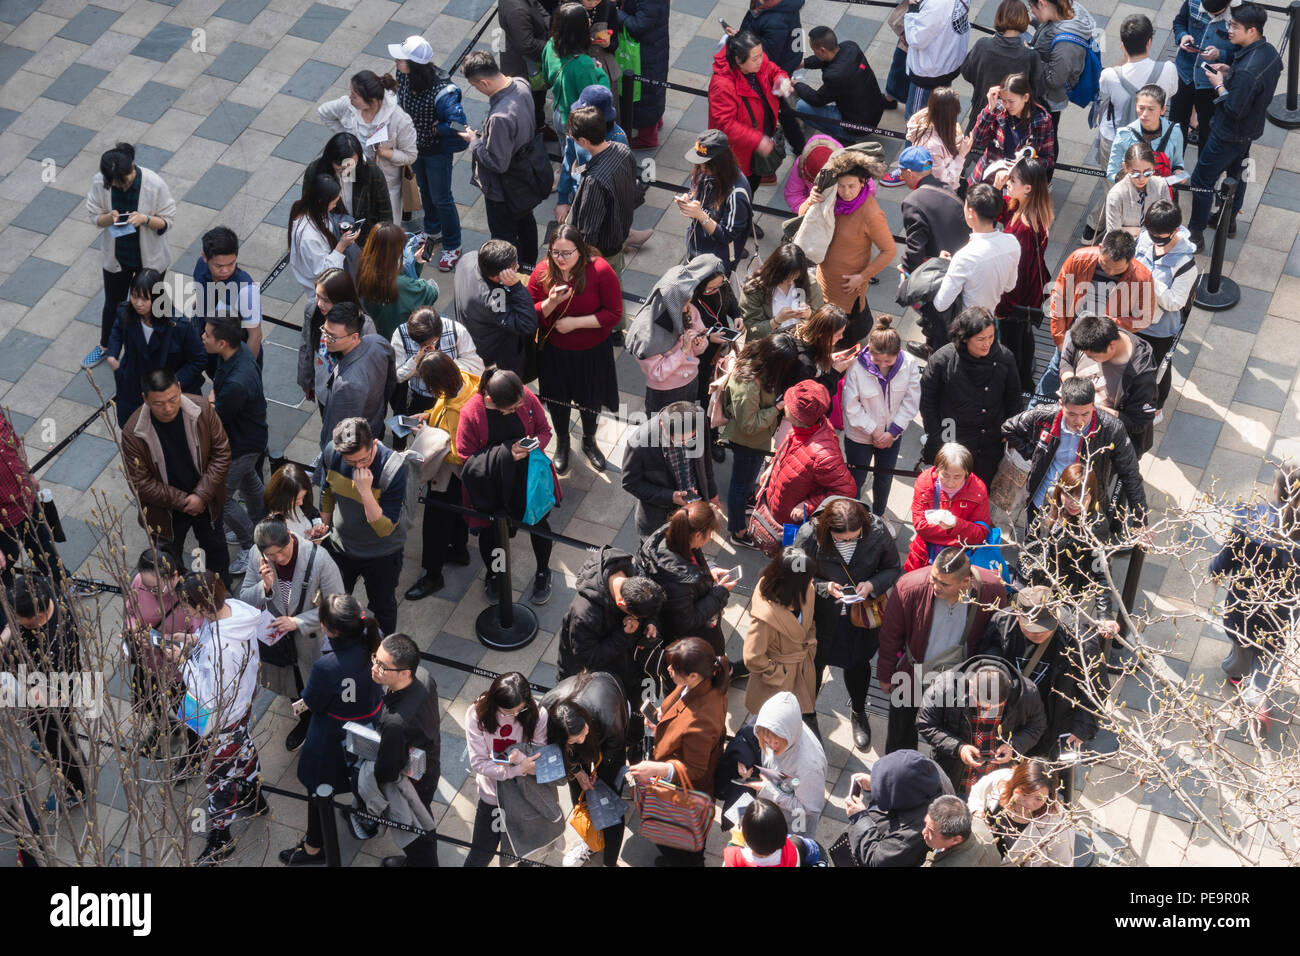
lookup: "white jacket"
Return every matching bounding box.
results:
[182,600,269,736]
[753,692,828,839]
[289,214,346,296]
[85,167,176,273]
[318,91,418,216]
[968,768,1076,867]
[904,0,971,81]
[842,350,922,446]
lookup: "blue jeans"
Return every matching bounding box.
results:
[794,98,844,140]
[728,444,768,534]
[413,153,461,251]
[1037,347,1062,401]
[843,436,902,517]
[885,47,910,105]
[1189,133,1250,232]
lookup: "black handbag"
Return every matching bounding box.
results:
[257,543,317,668]
[502,132,553,217]
[741,96,786,178]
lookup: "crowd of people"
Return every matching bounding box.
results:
[0,0,1296,869]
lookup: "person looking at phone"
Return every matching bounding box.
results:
[739,244,824,339]
[1170,0,1234,144]
[236,515,346,753]
[288,172,362,326]
[313,417,410,636]
[790,304,857,398]
[622,401,720,539]
[455,368,558,606]
[843,748,953,866]
[756,378,857,527]
[464,672,550,866]
[1185,1,1282,252]
[734,691,828,838]
[679,130,754,276]
[317,302,397,450]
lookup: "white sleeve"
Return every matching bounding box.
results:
[317,96,352,133]
[391,328,419,383]
[933,248,973,312]
[451,320,484,375]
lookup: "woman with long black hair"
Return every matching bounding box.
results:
[288,174,359,324]
[740,243,825,339]
[993,156,1054,385]
[104,268,206,426]
[301,131,392,243]
[678,129,753,276]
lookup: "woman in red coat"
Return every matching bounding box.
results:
[994,156,1054,388]
[761,379,857,529]
[904,442,991,572]
[708,32,792,192]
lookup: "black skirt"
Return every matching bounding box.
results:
[537,337,620,412]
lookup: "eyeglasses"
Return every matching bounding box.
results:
[551,247,579,260]
[1129,169,1154,180]
[320,330,355,343]
[370,654,404,674]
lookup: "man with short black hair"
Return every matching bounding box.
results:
[318,303,396,449]
[1134,200,1197,412]
[923,794,1001,866]
[565,105,638,276]
[314,418,410,636]
[1188,1,1283,250]
[120,368,231,581]
[1061,312,1157,455]
[202,317,268,574]
[370,632,441,867]
[898,145,970,353]
[933,183,1020,316]
[192,225,263,374]
[792,26,886,138]
[454,240,538,378]
[461,52,540,267]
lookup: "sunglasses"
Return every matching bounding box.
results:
[1129,169,1154,180]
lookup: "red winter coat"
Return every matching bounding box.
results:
[707,47,788,177]
[762,420,857,526]
[904,466,991,572]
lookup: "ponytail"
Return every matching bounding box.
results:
[664,500,716,558]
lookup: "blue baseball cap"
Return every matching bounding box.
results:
[897,146,933,172]
[574,84,616,122]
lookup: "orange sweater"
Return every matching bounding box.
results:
[1048,247,1155,348]
[816,195,897,312]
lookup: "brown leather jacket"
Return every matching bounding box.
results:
[121,394,230,540]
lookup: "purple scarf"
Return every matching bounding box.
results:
[834,179,876,216]
[855,350,900,403]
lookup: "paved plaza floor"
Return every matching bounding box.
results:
[0,0,1297,866]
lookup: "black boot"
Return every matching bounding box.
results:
[851,710,872,752]
[196,829,236,866]
[553,441,570,475]
[285,712,311,752]
[581,436,606,471]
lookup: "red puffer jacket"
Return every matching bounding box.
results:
[904,466,991,572]
[763,420,857,525]
[707,47,788,177]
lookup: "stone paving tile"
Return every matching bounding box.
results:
[214,0,271,24]
[11,188,82,235]
[0,44,35,85]
[0,0,42,25]
[56,5,121,43]
[1208,284,1269,334]
[42,63,110,106]
[132,142,173,173]
[280,58,341,100]
[204,40,269,83]
[361,20,426,60]
[192,99,260,144]
[25,121,96,165]
[130,21,192,62]
[0,328,52,381]
[116,80,183,123]
[1234,357,1296,412]
[1158,409,1222,469]
[0,256,66,307]
[183,163,251,209]
[441,0,495,20]
[286,2,349,42]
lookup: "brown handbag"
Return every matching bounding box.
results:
[400,165,421,214]
[834,550,889,629]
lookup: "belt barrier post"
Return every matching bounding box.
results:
[1194,178,1240,310]
[474,513,540,651]
[1267,1,1300,128]
[314,784,343,867]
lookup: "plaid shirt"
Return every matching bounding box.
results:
[661,423,695,496]
[0,411,35,530]
[961,702,1006,793]
[967,102,1057,186]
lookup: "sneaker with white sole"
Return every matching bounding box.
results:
[563,843,592,867]
[81,345,108,368]
[438,248,462,272]
[879,171,905,188]
[230,548,251,575]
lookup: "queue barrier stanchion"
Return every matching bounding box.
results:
[475,513,540,651]
[1194,177,1241,310]
[1268,0,1300,128]
[313,783,343,867]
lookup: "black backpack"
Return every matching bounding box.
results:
[502,132,553,217]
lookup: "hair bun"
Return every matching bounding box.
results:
[874,315,894,331]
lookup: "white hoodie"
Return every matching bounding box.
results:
[182,599,269,736]
[317,89,419,216]
[904,0,972,82]
[754,692,828,839]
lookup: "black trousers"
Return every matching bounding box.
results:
[465,797,505,866]
[478,517,552,578]
[101,267,140,347]
[331,545,403,637]
[421,475,468,575]
[885,701,919,755]
[1137,331,1176,409]
[485,198,539,271]
[169,509,230,583]
[998,315,1037,388]
[1170,79,1218,147]
[31,708,88,798]
[549,404,598,450]
[0,509,67,592]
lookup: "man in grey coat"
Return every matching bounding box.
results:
[317,302,396,449]
[238,515,346,752]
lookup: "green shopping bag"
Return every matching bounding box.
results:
[615,25,641,103]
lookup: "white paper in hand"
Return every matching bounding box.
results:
[108,222,137,238]
[365,124,389,148]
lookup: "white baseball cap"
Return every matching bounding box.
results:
[388,35,433,64]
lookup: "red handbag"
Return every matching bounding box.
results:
[630,761,714,852]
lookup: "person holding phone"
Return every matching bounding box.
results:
[288,173,361,325]
[83,143,177,370]
[456,368,560,606]
[464,672,550,866]
[790,304,857,398]
[301,131,393,249]
[739,243,825,339]
[1169,0,1234,144]
[679,130,753,276]
[317,70,418,224]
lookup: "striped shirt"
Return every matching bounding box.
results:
[568,142,637,258]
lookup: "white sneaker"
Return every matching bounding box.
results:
[1153,409,1164,426]
[230,548,250,575]
[225,528,238,543]
[562,843,592,867]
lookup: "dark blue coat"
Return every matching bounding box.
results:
[106,306,206,426]
[1209,504,1300,651]
[739,0,805,75]
[296,638,384,793]
[617,0,669,128]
